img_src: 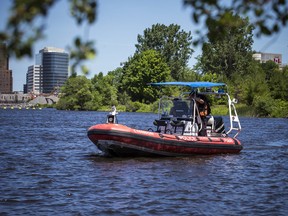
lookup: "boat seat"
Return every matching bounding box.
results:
[171,120,185,135]
[170,100,189,117]
[153,119,168,133]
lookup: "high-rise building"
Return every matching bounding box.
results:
[27,47,69,94]
[0,43,13,93]
[26,65,42,94]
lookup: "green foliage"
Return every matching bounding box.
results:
[70,0,97,25]
[234,104,254,116]
[241,69,269,106]
[184,0,288,45]
[261,60,280,81]
[69,37,96,76]
[123,101,151,112]
[91,72,118,106]
[224,60,288,118]
[135,24,193,80]
[211,105,228,116]
[181,67,201,81]
[261,62,288,101]
[252,95,274,117]
[56,76,98,110]
[200,13,254,80]
[121,50,171,103]
[0,0,57,58]
[55,61,288,117]
[270,99,288,118]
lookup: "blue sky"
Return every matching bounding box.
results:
[1,0,288,91]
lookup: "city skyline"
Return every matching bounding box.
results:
[1,0,288,91]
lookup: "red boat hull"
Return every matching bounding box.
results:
[87,123,242,157]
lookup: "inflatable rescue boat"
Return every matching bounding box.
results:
[87,82,243,157]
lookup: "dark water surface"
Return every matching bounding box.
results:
[0,109,287,215]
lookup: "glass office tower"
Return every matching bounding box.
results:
[39,47,69,94]
[27,47,69,94]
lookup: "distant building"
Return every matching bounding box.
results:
[0,92,31,103]
[27,65,43,94]
[26,47,69,94]
[0,43,13,93]
[253,52,282,65]
[23,84,27,94]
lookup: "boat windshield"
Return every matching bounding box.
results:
[158,96,194,119]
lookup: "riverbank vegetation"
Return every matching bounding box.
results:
[56,16,288,118]
[2,2,288,117]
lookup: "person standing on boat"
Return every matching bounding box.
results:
[189,91,211,135]
[189,91,211,116]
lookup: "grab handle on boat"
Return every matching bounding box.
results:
[226,95,241,138]
[107,106,118,124]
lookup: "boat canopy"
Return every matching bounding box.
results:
[149,81,226,88]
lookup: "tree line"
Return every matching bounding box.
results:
[56,17,288,117]
[2,0,288,75]
[1,1,287,117]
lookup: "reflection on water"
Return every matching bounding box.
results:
[0,109,287,215]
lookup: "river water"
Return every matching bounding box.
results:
[0,109,287,215]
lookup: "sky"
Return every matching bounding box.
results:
[1,0,288,91]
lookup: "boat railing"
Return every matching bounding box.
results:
[226,94,241,138]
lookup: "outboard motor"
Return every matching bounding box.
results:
[206,116,215,136]
[107,105,118,124]
[214,116,225,135]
